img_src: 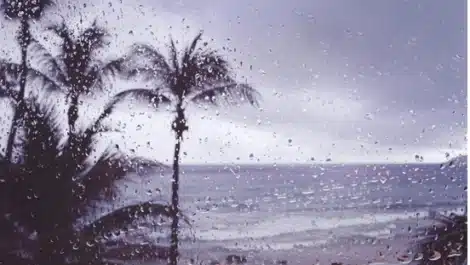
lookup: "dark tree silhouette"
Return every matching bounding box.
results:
[0,0,54,162]
[27,19,125,133]
[0,96,175,265]
[112,32,260,265]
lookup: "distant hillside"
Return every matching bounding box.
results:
[443,154,467,167]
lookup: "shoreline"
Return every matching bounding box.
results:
[121,236,409,265]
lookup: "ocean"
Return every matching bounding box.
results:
[120,162,467,264]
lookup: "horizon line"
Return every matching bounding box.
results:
[175,160,463,167]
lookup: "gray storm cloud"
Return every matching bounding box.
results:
[0,0,466,163]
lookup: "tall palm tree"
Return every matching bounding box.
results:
[112,32,260,265]
[27,19,125,133]
[0,96,179,265]
[0,0,54,162]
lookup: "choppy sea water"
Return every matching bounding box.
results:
[120,162,467,263]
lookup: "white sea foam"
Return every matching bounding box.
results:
[361,228,393,239]
[222,239,330,251]
[192,210,429,241]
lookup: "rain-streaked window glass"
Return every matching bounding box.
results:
[0,1,466,265]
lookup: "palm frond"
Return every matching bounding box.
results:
[190,82,260,107]
[0,87,18,100]
[79,149,129,196]
[109,88,172,110]
[0,59,20,73]
[26,68,63,93]
[0,53,62,95]
[187,32,203,57]
[61,130,98,174]
[0,60,20,90]
[48,22,88,91]
[127,67,165,83]
[86,103,121,134]
[60,122,119,183]
[85,88,172,135]
[47,21,74,48]
[79,19,108,51]
[127,43,172,82]
[2,60,63,94]
[78,149,165,204]
[129,44,171,73]
[181,32,203,70]
[187,50,232,89]
[85,100,126,136]
[18,97,62,169]
[77,103,124,146]
[0,62,19,107]
[100,58,125,79]
[81,202,172,239]
[91,58,125,89]
[169,37,180,74]
[48,20,122,98]
[28,39,66,84]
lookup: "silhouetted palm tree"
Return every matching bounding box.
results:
[0,96,176,265]
[0,0,54,161]
[27,19,125,133]
[113,32,260,265]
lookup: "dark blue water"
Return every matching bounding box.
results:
[179,163,466,215]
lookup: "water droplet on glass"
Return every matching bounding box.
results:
[412,253,423,261]
[364,113,374,120]
[429,251,441,261]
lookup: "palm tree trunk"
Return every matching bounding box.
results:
[67,94,80,133]
[5,19,30,161]
[169,133,181,265]
[169,104,187,265]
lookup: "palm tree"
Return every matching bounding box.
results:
[0,0,54,162]
[0,96,179,265]
[112,32,261,265]
[26,19,125,133]
[0,19,127,158]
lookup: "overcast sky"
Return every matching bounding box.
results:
[0,0,467,164]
